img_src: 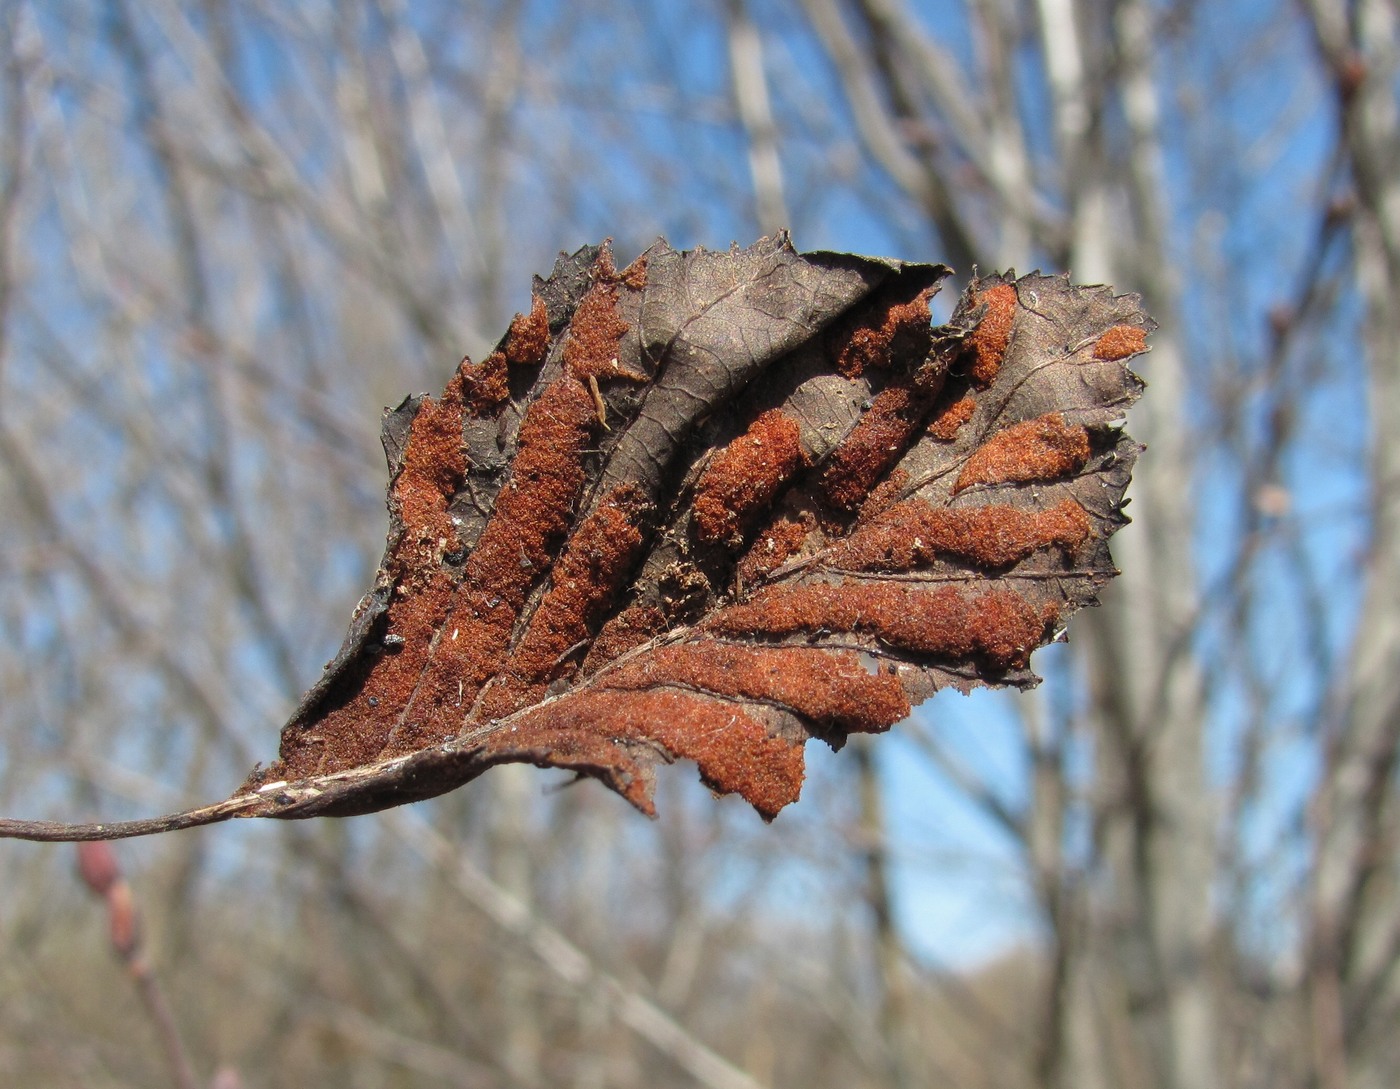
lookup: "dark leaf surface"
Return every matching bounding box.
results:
[0,235,1148,840]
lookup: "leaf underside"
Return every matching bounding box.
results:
[0,234,1149,841]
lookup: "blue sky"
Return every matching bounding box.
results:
[3,0,1375,979]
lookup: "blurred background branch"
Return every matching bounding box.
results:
[0,0,1395,1086]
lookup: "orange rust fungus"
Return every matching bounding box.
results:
[819,382,929,511]
[954,413,1091,494]
[855,469,910,527]
[619,252,649,290]
[829,285,935,378]
[478,483,652,719]
[708,582,1058,672]
[265,564,462,781]
[378,374,603,758]
[583,604,667,674]
[829,498,1093,571]
[264,368,480,780]
[465,376,599,608]
[693,410,809,547]
[606,642,910,735]
[504,688,807,819]
[391,393,468,581]
[563,249,637,382]
[458,352,511,417]
[737,517,810,586]
[1092,324,1148,361]
[505,295,551,367]
[967,283,1017,387]
[927,395,977,441]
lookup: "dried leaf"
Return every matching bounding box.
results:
[0,234,1148,841]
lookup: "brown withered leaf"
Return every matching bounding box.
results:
[0,234,1148,841]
